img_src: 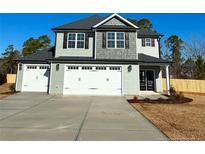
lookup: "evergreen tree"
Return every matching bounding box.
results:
[22,35,51,56]
[165,35,184,78]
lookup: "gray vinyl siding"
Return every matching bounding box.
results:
[55,32,94,58]
[122,64,140,95]
[49,63,65,94]
[140,65,163,93]
[95,31,137,59]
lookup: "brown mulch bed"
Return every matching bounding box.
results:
[0,83,12,100]
[129,94,205,141]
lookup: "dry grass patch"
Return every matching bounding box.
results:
[130,94,205,141]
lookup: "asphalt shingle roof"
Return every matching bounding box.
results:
[52,15,106,30]
[52,14,162,36]
[18,47,169,64]
[18,47,54,62]
[138,53,168,63]
[138,29,163,37]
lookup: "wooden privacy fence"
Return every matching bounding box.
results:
[7,74,16,84]
[162,78,205,94]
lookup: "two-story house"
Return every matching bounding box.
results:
[16,13,171,96]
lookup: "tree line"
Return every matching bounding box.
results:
[0,35,51,84]
[127,18,205,79]
[163,35,205,79]
[1,18,205,85]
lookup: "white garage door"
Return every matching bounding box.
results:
[22,64,50,92]
[63,65,122,95]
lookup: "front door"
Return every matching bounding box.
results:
[140,70,155,91]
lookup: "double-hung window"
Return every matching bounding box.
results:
[68,33,85,48]
[145,38,151,46]
[107,32,125,48]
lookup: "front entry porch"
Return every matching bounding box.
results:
[139,64,170,95]
[140,70,155,91]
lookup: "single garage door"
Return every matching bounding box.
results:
[63,65,122,95]
[22,64,50,92]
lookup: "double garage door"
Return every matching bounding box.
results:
[22,64,49,92]
[63,65,122,95]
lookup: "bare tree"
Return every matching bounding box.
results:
[182,34,205,79]
[184,34,205,60]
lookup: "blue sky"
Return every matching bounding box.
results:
[0,13,205,55]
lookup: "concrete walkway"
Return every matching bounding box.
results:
[0,93,168,141]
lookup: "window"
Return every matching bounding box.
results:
[116,32,125,48]
[145,38,151,46]
[68,33,76,48]
[68,33,85,49]
[77,33,85,48]
[107,32,125,48]
[82,66,92,70]
[96,66,106,70]
[27,66,37,69]
[67,66,79,70]
[107,32,115,48]
[39,66,49,69]
[109,67,121,70]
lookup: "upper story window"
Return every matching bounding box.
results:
[68,33,85,49]
[145,38,151,46]
[107,32,125,49]
[142,38,155,47]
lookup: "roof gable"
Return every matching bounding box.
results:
[93,13,139,29]
[103,17,126,26]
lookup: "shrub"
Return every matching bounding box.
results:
[133,96,138,103]
[144,98,151,102]
[158,97,166,103]
[9,83,16,93]
[170,86,177,97]
[168,86,185,103]
[176,92,184,102]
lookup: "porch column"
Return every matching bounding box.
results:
[166,65,170,95]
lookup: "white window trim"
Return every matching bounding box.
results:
[145,38,151,47]
[67,33,85,49]
[106,32,125,49]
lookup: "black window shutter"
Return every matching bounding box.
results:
[85,33,89,49]
[102,32,106,48]
[151,38,155,47]
[63,32,67,49]
[125,32,129,49]
[142,38,145,47]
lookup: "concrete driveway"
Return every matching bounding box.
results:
[0,93,168,141]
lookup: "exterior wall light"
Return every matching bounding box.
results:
[56,64,60,71]
[128,65,132,72]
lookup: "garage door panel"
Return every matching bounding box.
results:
[22,64,49,92]
[63,65,122,95]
